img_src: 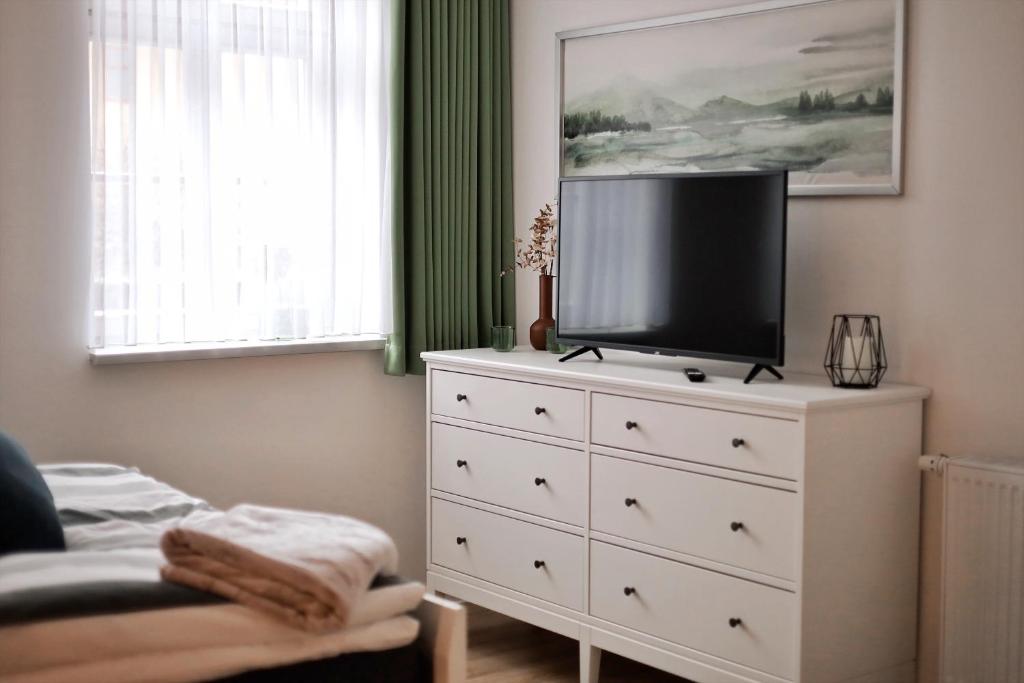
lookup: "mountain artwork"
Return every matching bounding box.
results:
[559,0,904,195]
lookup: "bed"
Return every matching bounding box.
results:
[0,463,465,683]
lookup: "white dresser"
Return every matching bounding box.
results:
[421,348,929,683]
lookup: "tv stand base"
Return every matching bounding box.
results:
[559,346,603,363]
[744,364,784,384]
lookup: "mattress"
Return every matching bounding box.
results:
[0,464,424,683]
[211,641,428,683]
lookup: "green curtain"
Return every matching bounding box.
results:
[385,0,515,376]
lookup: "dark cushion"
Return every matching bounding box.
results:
[0,431,65,555]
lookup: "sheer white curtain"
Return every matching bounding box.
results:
[89,0,392,348]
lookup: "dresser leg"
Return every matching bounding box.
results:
[579,638,602,683]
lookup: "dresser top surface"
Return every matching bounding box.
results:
[422,347,929,413]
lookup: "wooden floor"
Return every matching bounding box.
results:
[467,604,688,683]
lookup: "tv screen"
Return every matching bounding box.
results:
[556,171,787,365]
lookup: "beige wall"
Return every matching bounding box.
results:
[0,0,427,579]
[511,0,1024,680]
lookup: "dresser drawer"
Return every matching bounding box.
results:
[591,393,801,480]
[430,498,583,610]
[590,541,797,679]
[431,423,586,526]
[432,370,584,440]
[591,455,797,579]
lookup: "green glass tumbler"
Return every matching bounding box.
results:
[546,326,567,354]
[491,325,515,352]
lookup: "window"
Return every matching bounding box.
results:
[88,0,392,350]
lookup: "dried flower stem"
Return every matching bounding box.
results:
[502,202,557,277]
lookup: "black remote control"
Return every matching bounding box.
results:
[684,368,706,383]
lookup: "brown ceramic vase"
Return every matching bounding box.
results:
[529,274,555,351]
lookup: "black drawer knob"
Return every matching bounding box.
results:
[456,536,467,545]
[534,477,546,486]
[625,420,638,430]
[732,438,745,448]
[624,497,638,507]
[730,521,744,532]
[456,459,468,468]
[456,393,467,402]
[729,617,743,628]
[534,560,545,569]
[535,406,546,415]
[623,586,636,596]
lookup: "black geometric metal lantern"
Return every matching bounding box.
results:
[824,315,887,389]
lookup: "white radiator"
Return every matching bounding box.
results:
[939,456,1024,683]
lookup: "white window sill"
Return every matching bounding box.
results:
[89,335,387,365]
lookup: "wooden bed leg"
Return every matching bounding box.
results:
[580,631,602,683]
[415,592,467,683]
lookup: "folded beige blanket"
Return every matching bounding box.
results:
[160,504,399,632]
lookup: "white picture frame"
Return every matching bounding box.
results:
[555,0,906,196]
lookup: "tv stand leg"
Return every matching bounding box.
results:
[744,364,784,384]
[559,346,603,363]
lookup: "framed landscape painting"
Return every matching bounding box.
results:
[556,0,905,195]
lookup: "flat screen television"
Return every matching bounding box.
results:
[556,170,787,374]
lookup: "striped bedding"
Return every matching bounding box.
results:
[0,464,424,683]
[0,464,218,621]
